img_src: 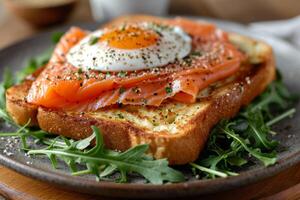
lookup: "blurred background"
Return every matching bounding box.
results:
[0,0,300,49]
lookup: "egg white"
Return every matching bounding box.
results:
[66,23,192,72]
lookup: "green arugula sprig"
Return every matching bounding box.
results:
[0,69,49,149]
[28,126,185,184]
[191,74,297,178]
[16,31,64,83]
[16,51,51,83]
[0,120,48,149]
[0,115,184,184]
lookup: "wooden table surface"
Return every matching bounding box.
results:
[0,0,300,199]
[0,164,299,200]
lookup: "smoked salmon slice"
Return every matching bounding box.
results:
[27,18,246,111]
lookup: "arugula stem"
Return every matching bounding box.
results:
[72,169,92,176]
[269,130,277,135]
[223,170,239,176]
[0,132,21,137]
[266,108,296,127]
[28,149,160,173]
[190,163,228,178]
[248,123,271,149]
[249,97,271,112]
[41,138,68,148]
[20,136,28,149]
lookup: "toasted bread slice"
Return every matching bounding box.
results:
[5,16,275,165]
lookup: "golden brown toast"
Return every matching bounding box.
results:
[5,16,275,165]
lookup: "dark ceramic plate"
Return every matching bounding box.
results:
[0,18,299,199]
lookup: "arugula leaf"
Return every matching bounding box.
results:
[243,111,278,150]
[226,156,247,167]
[221,122,277,166]
[28,126,185,184]
[75,133,95,150]
[0,69,15,123]
[51,32,64,44]
[15,32,63,83]
[16,48,52,83]
[266,108,296,126]
[0,69,14,108]
[245,72,298,118]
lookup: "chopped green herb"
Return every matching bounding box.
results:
[142,98,148,105]
[132,87,141,94]
[117,113,124,119]
[120,23,127,31]
[190,51,202,57]
[165,86,173,94]
[77,68,83,74]
[154,30,163,37]
[106,72,111,78]
[119,87,126,94]
[182,57,192,66]
[117,71,127,78]
[149,23,173,32]
[89,36,99,45]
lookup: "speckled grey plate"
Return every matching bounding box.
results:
[0,18,299,199]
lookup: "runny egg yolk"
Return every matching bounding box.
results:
[100,26,159,50]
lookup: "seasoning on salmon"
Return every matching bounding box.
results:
[26,18,246,111]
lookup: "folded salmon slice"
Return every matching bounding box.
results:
[27,18,245,111]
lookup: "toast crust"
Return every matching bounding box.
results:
[5,16,275,164]
[6,80,39,126]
